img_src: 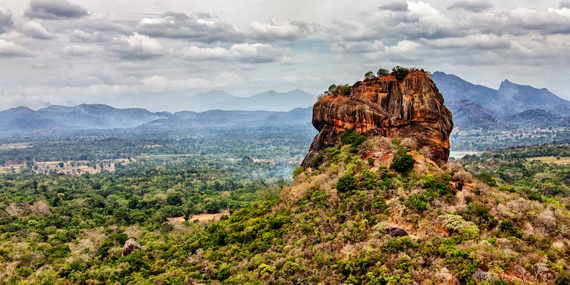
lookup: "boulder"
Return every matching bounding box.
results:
[121,238,142,257]
[387,227,409,237]
[302,69,453,167]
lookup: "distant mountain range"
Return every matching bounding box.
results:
[1,74,569,133]
[142,107,313,130]
[431,72,570,131]
[0,105,167,132]
[106,89,317,113]
[184,89,316,112]
[0,104,314,133]
[0,89,316,132]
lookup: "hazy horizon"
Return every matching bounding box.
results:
[1,70,565,112]
[0,89,321,113]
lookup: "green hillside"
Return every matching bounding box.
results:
[1,134,570,284]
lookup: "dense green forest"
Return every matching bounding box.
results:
[0,126,315,165]
[450,128,570,151]
[0,149,292,284]
[1,133,570,284]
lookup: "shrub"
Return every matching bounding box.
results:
[526,189,543,202]
[499,220,522,239]
[400,138,417,149]
[423,175,453,198]
[341,129,367,148]
[217,266,231,281]
[453,171,473,184]
[372,196,387,210]
[293,166,305,178]
[461,203,498,230]
[337,174,357,193]
[204,200,222,214]
[167,194,183,206]
[46,244,71,259]
[377,68,390,77]
[392,66,409,80]
[475,173,497,187]
[364,71,377,79]
[310,154,324,168]
[440,215,480,238]
[329,84,351,96]
[343,85,352,96]
[359,169,377,190]
[555,271,570,285]
[382,236,418,253]
[405,194,428,213]
[391,154,414,173]
[259,264,274,275]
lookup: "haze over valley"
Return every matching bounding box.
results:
[3,72,570,152]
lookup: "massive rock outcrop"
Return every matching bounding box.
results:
[302,69,453,166]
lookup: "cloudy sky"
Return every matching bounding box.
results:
[1,0,569,111]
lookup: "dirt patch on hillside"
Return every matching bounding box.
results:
[529,156,570,165]
[167,210,230,224]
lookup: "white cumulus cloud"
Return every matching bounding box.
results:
[0,39,36,57]
[21,21,55,39]
[178,43,294,64]
[106,33,163,60]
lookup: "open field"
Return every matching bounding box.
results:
[139,154,196,159]
[0,159,131,174]
[528,156,570,165]
[0,143,32,150]
[167,210,230,224]
[449,151,482,159]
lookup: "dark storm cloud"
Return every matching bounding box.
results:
[136,12,246,43]
[0,6,14,33]
[379,2,409,12]
[447,1,493,13]
[24,0,88,20]
[560,1,570,8]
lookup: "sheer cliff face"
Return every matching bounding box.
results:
[302,70,453,166]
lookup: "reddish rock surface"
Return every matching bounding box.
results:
[302,70,453,166]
